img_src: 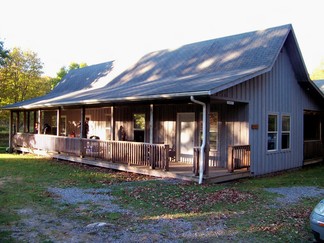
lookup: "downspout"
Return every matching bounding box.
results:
[190,96,206,184]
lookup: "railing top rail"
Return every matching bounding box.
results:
[229,145,250,148]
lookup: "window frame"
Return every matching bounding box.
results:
[133,113,146,142]
[200,112,219,151]
[267,113,278,152]
[281,114,291,150]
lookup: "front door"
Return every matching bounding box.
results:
[177,113,195,163]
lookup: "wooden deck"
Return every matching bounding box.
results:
[53,153,251,183]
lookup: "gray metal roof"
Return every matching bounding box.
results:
[3,24,313,109]
[314,80,324,93]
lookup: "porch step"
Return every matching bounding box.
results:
[206,170,251,183]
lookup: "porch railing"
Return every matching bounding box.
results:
[227,145,250,172]
[12,133,170,171]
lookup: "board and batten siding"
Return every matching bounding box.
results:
[211,102,249,167]
[214,45,321,175]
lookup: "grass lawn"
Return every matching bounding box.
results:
[0,150,323,242]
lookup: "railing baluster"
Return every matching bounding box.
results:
[227,145,250,172]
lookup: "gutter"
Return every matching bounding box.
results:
[190,96,206,184]
[1,91,210,110]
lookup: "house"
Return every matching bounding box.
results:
[3,24,324,183]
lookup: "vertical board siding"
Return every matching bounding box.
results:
[213,45,322,175]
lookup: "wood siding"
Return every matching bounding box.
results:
[214,45,322,175]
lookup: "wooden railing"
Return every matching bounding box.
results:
[227,145,250,172]
[12,133,170,171]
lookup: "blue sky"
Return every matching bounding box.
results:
[1,0,323,77]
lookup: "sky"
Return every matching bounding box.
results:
[1,0,324,77]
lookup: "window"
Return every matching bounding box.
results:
[267,114,278,151]
[133,113,145,142]
[105,114,111,140]
[51,115,67,136]
[281,115,290,150]
[200,112,219,151]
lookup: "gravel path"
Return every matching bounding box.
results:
[265,186,324,205]
[5,185,324,242]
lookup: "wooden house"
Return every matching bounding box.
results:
[3,24,324,183]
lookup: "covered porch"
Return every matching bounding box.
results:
[12,133,251,183]
[8,96,252,183]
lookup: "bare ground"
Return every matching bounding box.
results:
[2,184,324,242]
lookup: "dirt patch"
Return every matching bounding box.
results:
[2,185,321,242]
[0,176,22,189]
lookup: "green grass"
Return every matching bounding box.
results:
[0,151,323,242]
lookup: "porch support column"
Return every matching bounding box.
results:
[80,106,86,138]
[23,111,27,133]
[16,111,19,133]
[37,110,41,134]
[79,106,86,158]
[8,110,13,153]
[204,102,210,176]
[27,111,30,133]
[111,106,115,140]
[56,108,61,136]
[33,111,37,133]
[150,104,154,144]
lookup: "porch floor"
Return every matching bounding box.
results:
[52,154,251,183]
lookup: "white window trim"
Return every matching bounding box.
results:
[281,114,291,151]
[267,113,278,152]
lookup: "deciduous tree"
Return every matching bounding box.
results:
[310,59,324,80]
[0,47,51,105]
[0,40,9,66]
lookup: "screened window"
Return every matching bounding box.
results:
[133,113,145,142]
[267,114,278,151]
[281,115,290,150]
[200,112,218,151]
[51,115,67,136]
[105,114,111,140]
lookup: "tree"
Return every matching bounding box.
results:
[50,62,87,89]
[310,59,324,80]
[0,40,9,66]
[0,47,51,105]
[0,47,51,126]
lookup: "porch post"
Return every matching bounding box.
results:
[23,111,27,133]
[80,106,86,138]
[37,110,41,134]
[150,104,154,144]
[33,111,37,133]
[16,111,19,133]
[79,106,86,158]
[27,111,30,133]
[204,102,210,176]
[56,108,61,136]
[8,110,13,153]
[111,106,115,140]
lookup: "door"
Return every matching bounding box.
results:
[177,113,195,163]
